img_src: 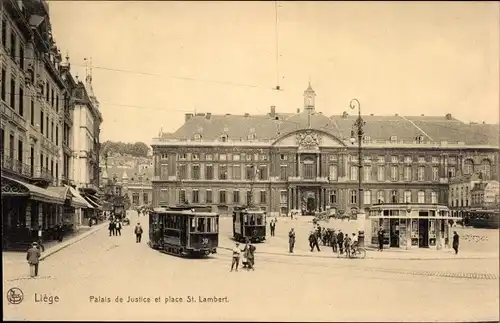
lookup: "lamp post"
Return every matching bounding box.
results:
[349,99,365,217]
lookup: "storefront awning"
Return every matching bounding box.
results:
[1,176,64,204]
[370,216,459,220]
[66,185,94,209]
[83,195,102,210]
[85,193,103,210]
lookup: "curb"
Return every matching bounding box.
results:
[219,245,497,261]
[40,223,107,261]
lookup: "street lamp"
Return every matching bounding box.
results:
[349,98,365,217]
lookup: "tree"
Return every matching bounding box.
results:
[100,141,150,157]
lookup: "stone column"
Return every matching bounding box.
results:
[316,154,320,178]
[296,153,300,177]
[26,202,32,229]
[288,187,292,212]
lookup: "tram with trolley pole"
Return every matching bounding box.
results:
[148,205,219,257]
[232,206,267,243]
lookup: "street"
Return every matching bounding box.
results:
[3,213,499,322]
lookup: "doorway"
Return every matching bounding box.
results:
[418,219,429,248]
[306,197,315,215]
[389,218,400,247]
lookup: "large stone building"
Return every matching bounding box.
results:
[151,84,499,218]
[1,0,100,248]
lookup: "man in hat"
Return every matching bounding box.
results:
[27,242,41,278]
[134,222,143,243]
[230,242,242,272]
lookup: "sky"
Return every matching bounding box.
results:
[48,1,500,144]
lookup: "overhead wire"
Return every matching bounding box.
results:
[274,0,281,90]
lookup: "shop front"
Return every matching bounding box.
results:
[1,176,65,250]
[368,204,454,250]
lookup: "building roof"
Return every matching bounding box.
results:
[103,163,154,185]
[160,110,499,146]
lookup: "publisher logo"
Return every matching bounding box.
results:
[7,287,24,305]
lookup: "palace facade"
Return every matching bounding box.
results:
[151,84,499,218]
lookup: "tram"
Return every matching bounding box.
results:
[148,206,219,257]
[232,206,267,243]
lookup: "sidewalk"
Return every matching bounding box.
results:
[2,222,108,264]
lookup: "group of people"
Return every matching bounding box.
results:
[230,240,256,272]
[108,218,123,236]
[305,224,360,257]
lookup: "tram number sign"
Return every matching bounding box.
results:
[201,238,209,245]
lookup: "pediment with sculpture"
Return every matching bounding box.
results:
[272,129,346,148]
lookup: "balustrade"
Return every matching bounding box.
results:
[1,154,33,177]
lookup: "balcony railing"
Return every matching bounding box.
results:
[1,102,27,131]
[1,154,32,177]
[32,166,54,183]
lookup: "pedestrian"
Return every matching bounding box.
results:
[377,227,384,251]
[230,242,241,272]
[337,230,344,255]
[243,241,256,270]
[269,220,276,237]
[309,231,320,252]
[57,223,64,242]
[288,228,296,253]
[134,222,143,243]
[452,231,460,255]
[344,235,351,258]
[116,220,122,236]
[108,220,115,237]
[331,229,337,252]
[27,242,41,278]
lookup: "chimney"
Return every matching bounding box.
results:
[342,111,349,119]
[297,108,300,113]
[185,113,194,122]
[244,113,250,117]
[421,114,424,116]
[270,106,276,117]
[206,113,212,120]
[445,113,452,120]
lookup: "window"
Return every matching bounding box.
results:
[232,165,241,180]
[219,165,228,180]
[220,134,228,142]
[404,156,412,163]
[431,191,437,204]
[363,165,371,181]
[260,191,267,204]
[480,159,491,179]
[205,164,213,180]
[391,190,398,203]
[329,165,338,180]
[205,154,213,161]
[45,116,48,137]
[193,133,202,141]
[19,44,24,69]
[350,166,358,181]
[377,156,385,163]
[377,166,385,181]
[219,154,227,161]
[219,190,226,204]
[350,154,358,162]
[206,190,213,203]
[416,135,424,143]
[245,153,252,161]
[55,95,59,112]
[178,153,186,160]
[143,193,149,204]
[50,121,54,141]
[192,164,200,179]
[178,164,187,179]
[30,100,34,125]
[390,136,397,142]
[1,68,5,101]
[303,158,315,179]
[448,157,456,165]
[197,217,206,232]
[280,154,287,160]
[432,157,439,164]
[10,30,16,59]
[329,155,337,161]
[404,166,411,181]
[432,167,439,181]
[404,190,411,203]
[448,166,456,178]
[417,191,425,203]
[246,191,252,205]
[192,153,199,160]
[280,191,287,204]
[233,190,240,204]
[377,191,384,203]
[364,190,371,205]
[391,156,398,163]
[258,166,267,180]
[350,190,357,204]
[10,74,15,108]
[390,166,398,181]
[418,156,425,163]
[132,193,139,205]
[179,189,186,204]
[18,86,23,116]
[280,165,288,181]
[17,139,23,163]
[417,167,425,181]
[55,126,59,145]
[329,190,337,204]
[1,19,6,48]
[40,111,44,134]
[192,190,199,203]
[246,165,254,180]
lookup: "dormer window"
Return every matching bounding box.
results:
[416,135,424,143]
[247,133,256,140]
[220,134,228,142]
[193,133,202,141]
[363,136,371,142]
[390,136,397,142]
